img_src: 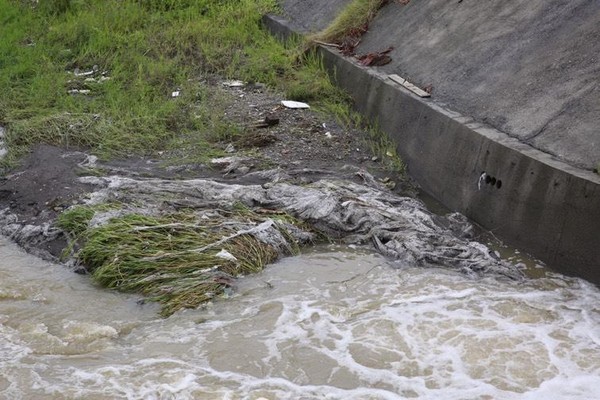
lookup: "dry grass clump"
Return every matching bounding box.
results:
[310,0,388,45]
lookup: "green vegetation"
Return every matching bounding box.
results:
[0,0,351,166]
[56,205,95,237]
[3,0,403,314]
[62,207,308,316]
[311,0,387,44]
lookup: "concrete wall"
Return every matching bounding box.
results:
[275,0,600,171]
[263,14,600,284]
[356,0,600,171]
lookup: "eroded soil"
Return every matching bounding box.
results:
[0,79,412,260]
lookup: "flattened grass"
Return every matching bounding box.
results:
[62,207,310,316]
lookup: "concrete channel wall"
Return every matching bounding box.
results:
[262,13,600,285]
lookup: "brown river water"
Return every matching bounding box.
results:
[1,237,599,399]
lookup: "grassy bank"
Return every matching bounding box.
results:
[0,0,352,165]
[3,0,403,314]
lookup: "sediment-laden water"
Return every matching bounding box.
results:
[1,237,599,399]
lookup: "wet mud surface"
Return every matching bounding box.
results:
[0,80,407,260]
[0,79,524,284]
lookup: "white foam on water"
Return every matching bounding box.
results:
[1,240,600,399]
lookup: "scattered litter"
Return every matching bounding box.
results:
[68,89,91,95]
[325,132,333,139]
[339,35,363,56]
[210,156,252,175]
[222,80,245,88]
[237,166,250,175]
[216,249,238,262]
[0,126,6,160]
[225,143,236,153]
[281,100,310,109]
[478,172,487,191]
[388,74,431,98]
[357,46,393,67]
[171,90,180,98]
[211,156,239,166]
[74,65,98,77]
[250,115,280,129]
[371,156,379,162]
[380,177,397,190]
[84,76,111,84]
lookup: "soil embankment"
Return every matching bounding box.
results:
[0,81,523,314]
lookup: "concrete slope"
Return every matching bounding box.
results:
[279,0,351,32]
[266,0,600,284]
[280,0,600,170]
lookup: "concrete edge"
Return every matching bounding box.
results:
[262,14,600,285]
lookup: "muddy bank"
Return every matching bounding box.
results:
[0,81,523,313]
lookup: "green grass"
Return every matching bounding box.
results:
[0,0,401,171]
[63,208,310,316]
[56,205,95,237]
[0,0,352,167]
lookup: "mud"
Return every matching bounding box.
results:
[0,79,523,282]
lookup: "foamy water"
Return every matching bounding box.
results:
[1,238,599,399]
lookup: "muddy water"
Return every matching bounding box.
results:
[1,238,599,399]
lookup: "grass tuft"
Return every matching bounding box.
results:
[310,0,387,45]
[56,205,95,237]
[71,209,309,316]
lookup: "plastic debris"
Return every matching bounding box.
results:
[73,65,99,77]
[281,100,310,109]
[250,115,280,129]
[225,143,236,153]
[222,80,245,88]
[68,89,91,95]
[216,249,238,262]
[171,90,180,98]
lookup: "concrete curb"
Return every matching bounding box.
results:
[262,14,600,285]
